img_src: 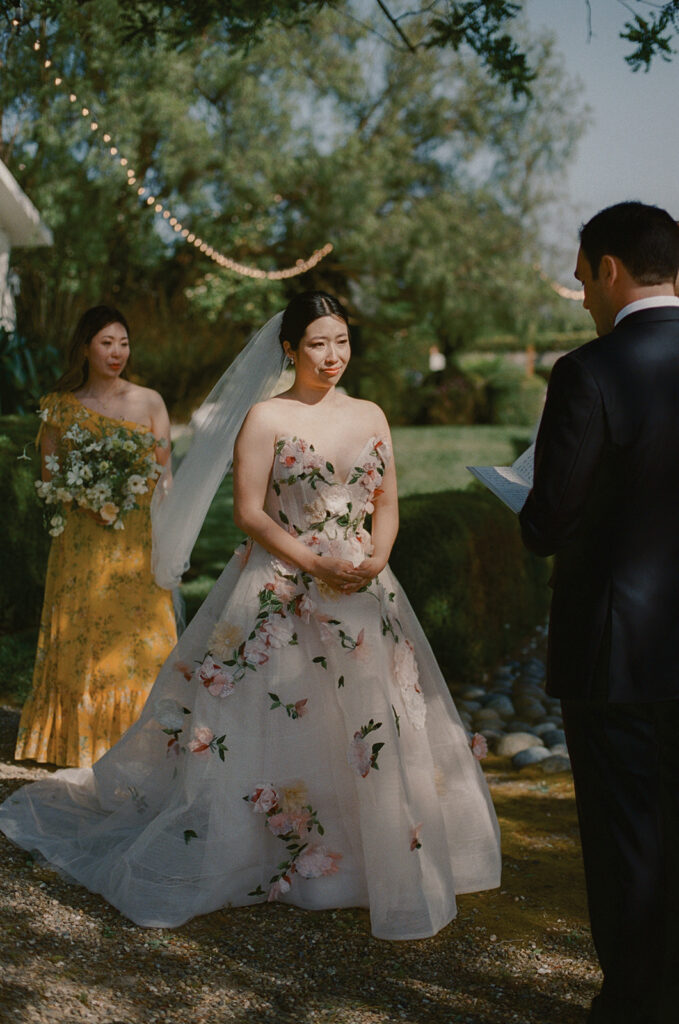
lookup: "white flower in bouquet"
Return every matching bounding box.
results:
[44,454,60,473]
[49,514,65,537]
[126,474,148,495]
[66,467,84,487]
[122,439,137,453]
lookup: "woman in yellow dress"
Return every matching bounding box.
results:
[15,306,178,768]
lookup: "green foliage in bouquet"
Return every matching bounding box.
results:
[391,489,550,683]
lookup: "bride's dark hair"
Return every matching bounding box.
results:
[279,291,349,351]
[54,305,131,392]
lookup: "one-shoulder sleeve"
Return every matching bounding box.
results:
[36,392,67,447]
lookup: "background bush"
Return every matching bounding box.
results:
[0,416,49,634]
[390,489,550,682]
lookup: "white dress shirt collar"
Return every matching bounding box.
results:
[614,295,679,327]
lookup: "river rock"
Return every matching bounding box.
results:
[541,728,567,748]
[512,746,552,768]
[541,754,571,774]
[496,732,544,758]
[455,699,483,715]
[548,743,569,757]
[459,686,486,701]
[533,721,558,737]
[472,708,503,728]
[479,728,503,746]
[484,694,515,719]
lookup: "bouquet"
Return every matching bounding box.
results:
[35,415,165,537]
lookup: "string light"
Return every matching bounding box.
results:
[21,35,333,281]
[534,264,583,302]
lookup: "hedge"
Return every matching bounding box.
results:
[0,415,49,634]
[391,488,550,683]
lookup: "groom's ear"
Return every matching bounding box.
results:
[599,253,619,288]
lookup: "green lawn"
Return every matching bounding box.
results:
[393,423,533,495]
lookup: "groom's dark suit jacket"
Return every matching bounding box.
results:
[520,306,679,702]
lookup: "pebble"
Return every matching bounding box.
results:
[495,733,544,758]
[484,695,515,718]
[512,747,552,768]
[541,728,567,748]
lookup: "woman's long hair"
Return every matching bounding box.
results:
[53,305,131,392]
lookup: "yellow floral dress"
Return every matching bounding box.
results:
[15,392,177,768]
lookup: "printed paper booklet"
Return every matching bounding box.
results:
[467,443,535,514]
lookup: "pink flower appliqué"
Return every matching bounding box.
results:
[266,808,312,837]
[250,784,279,814]
[187,727,214,755]
[243,637,270,666]
[348,732,372,777]
[295,844,342,878]
[197,655,236,698]
[471,732,489,760]
[174,660,194,682]
[265,576,297,602]
[297,593,315,623]
[302,448,326,473]
[293,698,309,718]
[267,875,292,901]
[235,537,253,568]
[278,438,307,475]
[258,616,295,649]
[349,628,366,659]
[393,639,426,730]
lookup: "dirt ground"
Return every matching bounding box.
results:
[0,706,598,1024]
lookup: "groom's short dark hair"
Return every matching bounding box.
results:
[580,201,679,284]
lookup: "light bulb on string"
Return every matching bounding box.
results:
[26,31,334,282]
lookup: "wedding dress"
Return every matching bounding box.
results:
[0,432,500,940]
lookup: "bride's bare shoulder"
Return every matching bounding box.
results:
[240,397,288,435]
[339,396,390,433]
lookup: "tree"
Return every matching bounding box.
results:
[4,1,678,95]
[1,1,583,418]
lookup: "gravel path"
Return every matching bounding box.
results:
[0,706,599,1024]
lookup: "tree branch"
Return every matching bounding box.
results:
[374,0,418,52]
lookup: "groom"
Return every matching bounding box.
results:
[519,201,679,1024]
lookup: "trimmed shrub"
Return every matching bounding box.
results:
[0,415,49,634]
[487,369,546,426]
[390,489,550,683]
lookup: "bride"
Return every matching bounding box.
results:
[0,291,500,940]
